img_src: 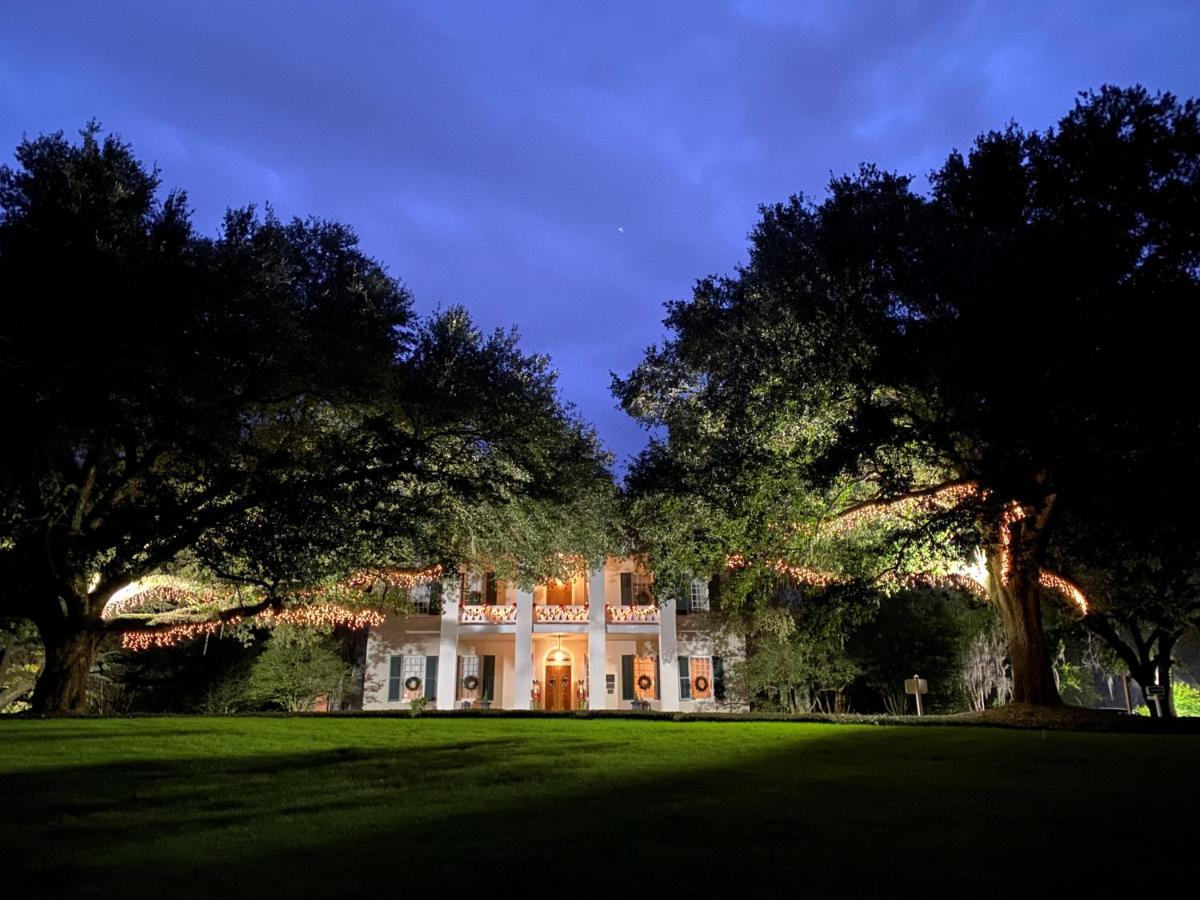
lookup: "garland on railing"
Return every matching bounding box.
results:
[607,605,660,623]
[534,604,590,623]
[459,604,518,624]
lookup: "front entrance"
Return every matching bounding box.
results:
[544,664,572,711]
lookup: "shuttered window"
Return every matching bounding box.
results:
[424,656,438,701]
[678,656,691,699]
[387,656,403,701]
[690,657,713,699]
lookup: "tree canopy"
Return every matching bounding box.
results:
[0,124,617,711]
[617,86,1200,706]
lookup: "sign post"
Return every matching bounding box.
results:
[904,674,929,716]
[1145,683,1166,717]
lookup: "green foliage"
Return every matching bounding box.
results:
[617,87,1200,704]
[848,591,996,714]
[244,625,350,712]
[1174,681,1200,717]
[1056,662,1101,710]
[0,618,41,712]
[0,124,617,709]
[408,695,430,716]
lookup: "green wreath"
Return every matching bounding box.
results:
[693,675,710,693]
[404,676,422,691]
[636,673,653,691]
[462,674,480,691]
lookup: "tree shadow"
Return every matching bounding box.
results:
[2,722,1197,896]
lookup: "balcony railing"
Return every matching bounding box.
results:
[534,604,589,624]
[459,604,518,624]
[606,605,660,624]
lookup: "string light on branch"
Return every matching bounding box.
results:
[1038,570,1089,615]
[344,564,444,592]
[822,482,985,536]
[256,604,385,630]
[121,618,243,651]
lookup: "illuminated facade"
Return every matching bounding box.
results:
[362,557,742,711]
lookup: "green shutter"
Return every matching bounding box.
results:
[485,572,497,605]
[425,656,438,701]
[482,655,496,701]
[654,655,661,699]
[620,573,633,606]
[678,656,691,699]
[713,656,725,700]
[388,656,403,701]
[621,655,635,700]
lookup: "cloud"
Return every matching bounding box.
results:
[2,0,1198,467]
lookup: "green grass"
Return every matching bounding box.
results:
[2,717,1196,896]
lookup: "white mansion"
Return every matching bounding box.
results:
[363,557,741,712]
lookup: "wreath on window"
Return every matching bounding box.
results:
[693,675,710,693]
[462,674,480,691]
[404,676,422,691]
[636,674,653,691]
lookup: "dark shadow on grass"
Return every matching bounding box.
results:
[2,724,1196,897]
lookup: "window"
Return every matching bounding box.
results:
[634,655,658,700]
[398,655,424,700]
[689,657,713,699]
[678,656,723,701]
[620,571,654,606]
[458,655,480,699]
[411,581,443,614]
[688,579,710,612]
[485,572,501,605]
[545,578,572,606]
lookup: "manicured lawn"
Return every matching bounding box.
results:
[1,716,1195,896]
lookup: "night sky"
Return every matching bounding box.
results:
[3,2,1198,468]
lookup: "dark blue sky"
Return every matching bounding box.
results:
[4,2,1198,468]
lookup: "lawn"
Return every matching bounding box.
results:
[1,716,1195,896]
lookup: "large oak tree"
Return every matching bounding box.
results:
[0,125,616,711]
[617,87,1200,706]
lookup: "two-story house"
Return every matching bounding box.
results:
[362,557,741,711]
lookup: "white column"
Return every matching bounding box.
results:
[659,594,681,712]
[587,565,608,710]
[437,588,459,709]
[514,588,534,709]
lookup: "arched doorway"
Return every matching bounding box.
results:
[543,643,574,711]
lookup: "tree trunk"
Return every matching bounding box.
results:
[30,624,100,713]
[987,545,1060,707]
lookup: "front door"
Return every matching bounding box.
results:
[544,664,572,711]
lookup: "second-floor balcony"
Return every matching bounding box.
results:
[606,604,660,624]
[534,604,589,624]
[459,604,518,625]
